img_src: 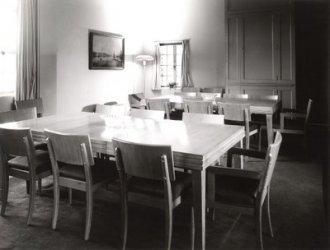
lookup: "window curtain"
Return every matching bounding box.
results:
[16,0,39,101]
[181,39,193,88]
[152,42,161,90]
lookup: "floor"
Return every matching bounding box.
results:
[0,135,328,249]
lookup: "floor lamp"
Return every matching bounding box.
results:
[135,55,154,96]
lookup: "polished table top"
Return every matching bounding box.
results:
[1,112,245,171]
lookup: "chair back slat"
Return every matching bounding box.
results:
[201,87,224,95]
[128,93,144,107]
[145,98,170,119]
[113,138,175,181]
[182,87,200,93]
[0,96,15,112]
[0,127,34,156]
[259,132,282,203]
[218,103,251,122]
[223,94,248,100]
[248,95,279,102]
[15,98,43,117]
[45,129,94,166]
[130,109,165,121]
[182,112,224,125]
[183,100,212,114]
[0,107,37,124]
[104,101,118,106]
[82,104,97,113]
[95,104,128,116]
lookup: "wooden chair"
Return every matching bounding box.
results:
[182,112,224,125]
[182,87,200,93]
[95,104,128,116]
[0,96,15,112]
[15,98,44,117]
[128,93,145,109]
[259,99,312,151]
[129,109,165,121]
[112,138,193,250]
[207,132,282,250]
[0,127,52,225]
[0,107,37,124]
[218,103,258,150]
[183,100,213,114]
[145,98,171,119]
[104,101,118,106]
[45,129,118,240]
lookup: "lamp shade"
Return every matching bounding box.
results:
[135,55,154,62]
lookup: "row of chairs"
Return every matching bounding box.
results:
[0,104,282,249]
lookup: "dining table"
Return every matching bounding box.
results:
[0,111,244,249]
[150,94,281,146]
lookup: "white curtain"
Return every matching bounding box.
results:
[152,42,161,90]
[181,39,193,87]
[16,0,39,101]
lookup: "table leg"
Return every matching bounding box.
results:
[192,169,206,250]
[266,114,273,145]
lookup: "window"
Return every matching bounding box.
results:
[159,43,183,88]
[0,0,18,96]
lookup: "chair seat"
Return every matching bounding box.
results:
[128,171,191,199]
[34,141,48,150]
[108,171,191,200]
[214,174,259,207]
[8,150,51,174]
[59,158,118,183]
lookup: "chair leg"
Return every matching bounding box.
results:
[38,178,42,196]
[164,204,173,250]
[26,180,30,194]
[68,188,72,205]
[27,180,36,225]
[52,181,60,230]
[191,207,195,250]
[266,193,274,237]
[1,171,9,216]
[258,129,262,151]
[84,188,93,240]
[255,204,264,250]
[121,191,128,250]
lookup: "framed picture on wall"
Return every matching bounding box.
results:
[89,30,125,70]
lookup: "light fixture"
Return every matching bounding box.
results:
[136,55,154,96]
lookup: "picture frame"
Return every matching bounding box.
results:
[89,30,125,70]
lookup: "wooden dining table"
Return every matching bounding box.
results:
[150,94,281,146]
[0,112,244,249]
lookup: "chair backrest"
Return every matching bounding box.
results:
[145,98,170,119]
[223,94,248,100]
[182,112,224,125]
[15,98,43,117]
[0,96,15,112]
[0,107,37,124]
[248,95,279,102]
[113,137,175,181]
[95,104,128,116]
[129,109,165,121]
[304,99,313,132]
[174,92,197,98]
[259,132,282,203]
[217,103,251,122]
[182,87,200,93]
[201,87,224,95]
[128,93,145,107]
[199,93,221,101]
[0,127,35,157]
[82,104,97,113]
[183,100,213,114]
[104,101,118,106]
[45,129,94,166]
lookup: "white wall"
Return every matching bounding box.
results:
[40,0,226,114]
